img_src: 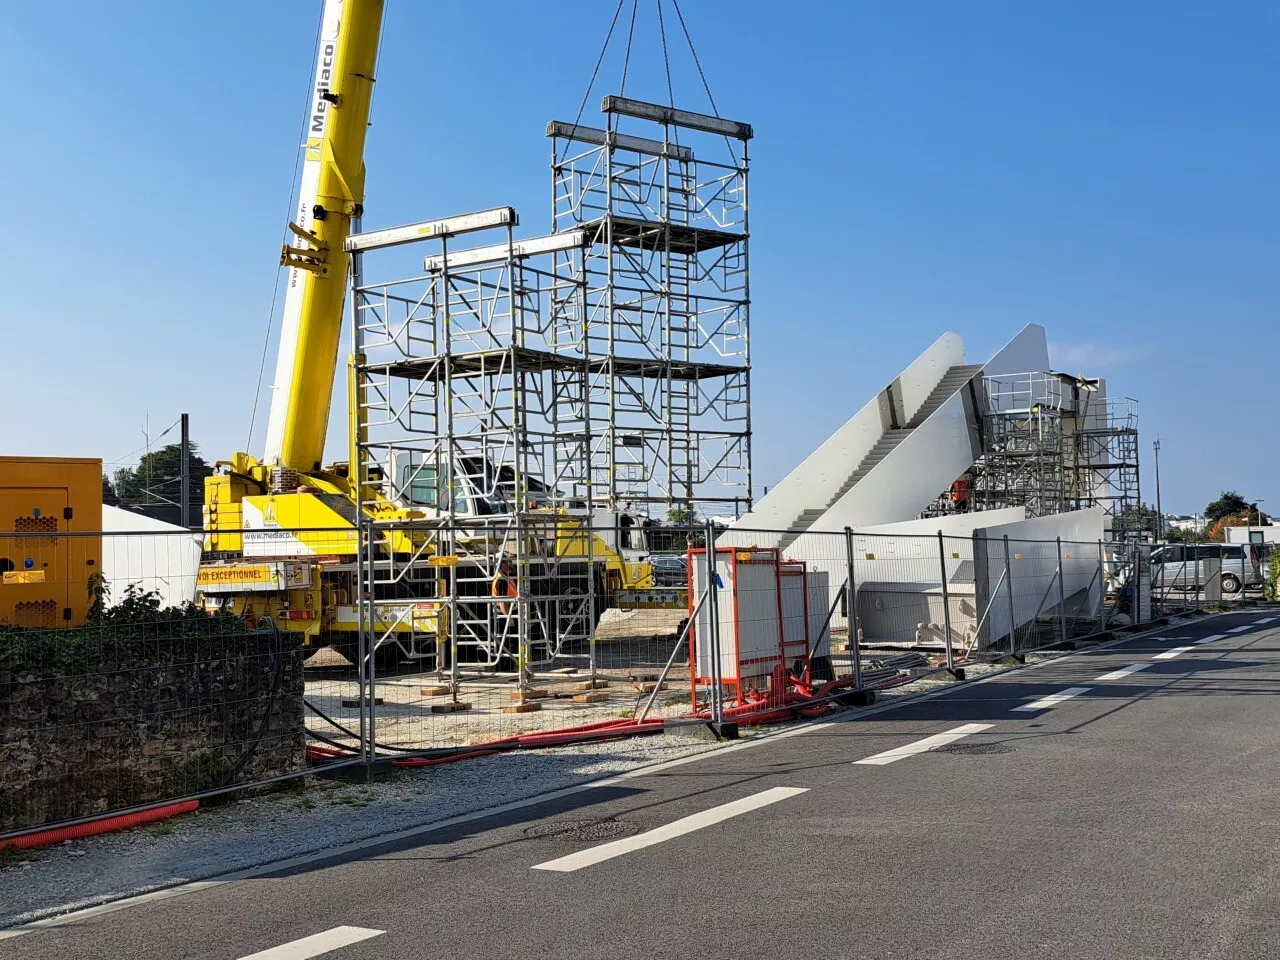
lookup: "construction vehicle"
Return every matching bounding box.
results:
[199,0,664,662]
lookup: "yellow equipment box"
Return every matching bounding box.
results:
[0,457,103,628]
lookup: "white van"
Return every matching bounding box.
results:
[1149,542,1263,594]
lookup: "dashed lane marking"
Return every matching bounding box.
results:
[853,723,995,766]
[1095,663,1152,681]
[1154,646,1195,660]
[531,787,808,872]
[238,927,385,960]
[1194,634,1228,645]
[1012,687,1092,712]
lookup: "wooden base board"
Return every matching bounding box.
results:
[430,701,471,714]
[503,702,542,714]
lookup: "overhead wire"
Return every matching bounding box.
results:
[104,418,181,468]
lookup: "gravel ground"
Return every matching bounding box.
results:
[0,626,1168,929]
[0,732,724,929]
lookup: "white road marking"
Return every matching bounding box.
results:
[1154,646,1194,660]
[1254,617,1277,625]
[1012,687,1092,712]
[1227,626,1253,634]
[1095,663,1152,681]
[238,927,385,960]
[531,786,808,872]
[853,723,995,766]
[1194,633,1228,645]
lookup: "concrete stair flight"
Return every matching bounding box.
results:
[776,363,982,551]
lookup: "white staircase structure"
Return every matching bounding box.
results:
[725,324,1051,556]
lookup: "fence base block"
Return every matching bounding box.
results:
[837,689,876,707]
[709,721,739,741]
[342,697,384,708]
[663,718,722,741]
[948,667,967,681]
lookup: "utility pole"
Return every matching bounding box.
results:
[1153,439,1162,541]
[179,412,191,529]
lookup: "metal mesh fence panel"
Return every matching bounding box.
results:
[1,531,310,837]
[1,518,1179,837]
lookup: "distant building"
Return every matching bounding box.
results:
[1165,515,1202,534]
[1225,525,1280,545]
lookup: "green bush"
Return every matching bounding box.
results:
[1267,551,1280,601]
[0,582,248,676]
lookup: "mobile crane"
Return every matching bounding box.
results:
[199,0,662,661]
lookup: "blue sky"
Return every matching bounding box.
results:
[1,1,1275,514]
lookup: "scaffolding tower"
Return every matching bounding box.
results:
[965,373,1140,537]
[549,96,753,514]
[972,373,1068,518]
[1068,393,1141,536]
[348,96,753,704]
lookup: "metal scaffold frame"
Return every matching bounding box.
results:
[1071,394,1141,537]
[549,96,753,514]
[347,96,754,707]
[973,373,1068,519]
[968,372,1140,537]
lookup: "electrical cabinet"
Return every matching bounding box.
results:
[0,457,103,627]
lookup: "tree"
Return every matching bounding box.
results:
[667,505,696,527]
[1205,491,1249,524]
[101,474,119,507]
[1205,506,1269,543]
[112,443,213,514]
[1115,502,1158,536]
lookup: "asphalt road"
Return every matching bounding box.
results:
[7,610,1280,959]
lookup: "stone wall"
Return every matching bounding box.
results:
[0,627,306,834]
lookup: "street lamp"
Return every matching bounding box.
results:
[1153,439,1162,540]
[1246,498,1265,544]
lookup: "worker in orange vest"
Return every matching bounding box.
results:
[492,555,518,616]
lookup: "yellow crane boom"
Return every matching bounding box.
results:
[263,0,384,480]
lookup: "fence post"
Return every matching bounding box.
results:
[1003,535,1017,657]
[1056,537,1067,646]
[1133,542,1143,625]
[843,526,864,694]
[704,519,725,732]
[938,532,958,677]
[1196,546,1204,612]
[1097,539,1107,633]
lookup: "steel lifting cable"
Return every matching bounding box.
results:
[655,0,682,150]
[557,0,629,163]
[618,0,640,98]
[670,0,738,161]
[246,10,327,453]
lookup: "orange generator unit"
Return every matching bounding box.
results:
[0,457,103,628]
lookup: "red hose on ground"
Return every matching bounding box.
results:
[393,748,507,768]
[306,744,354,761]
[390,717,666,768]
[2,799,200,852]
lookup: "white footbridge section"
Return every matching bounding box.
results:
[722,324,1105,649]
